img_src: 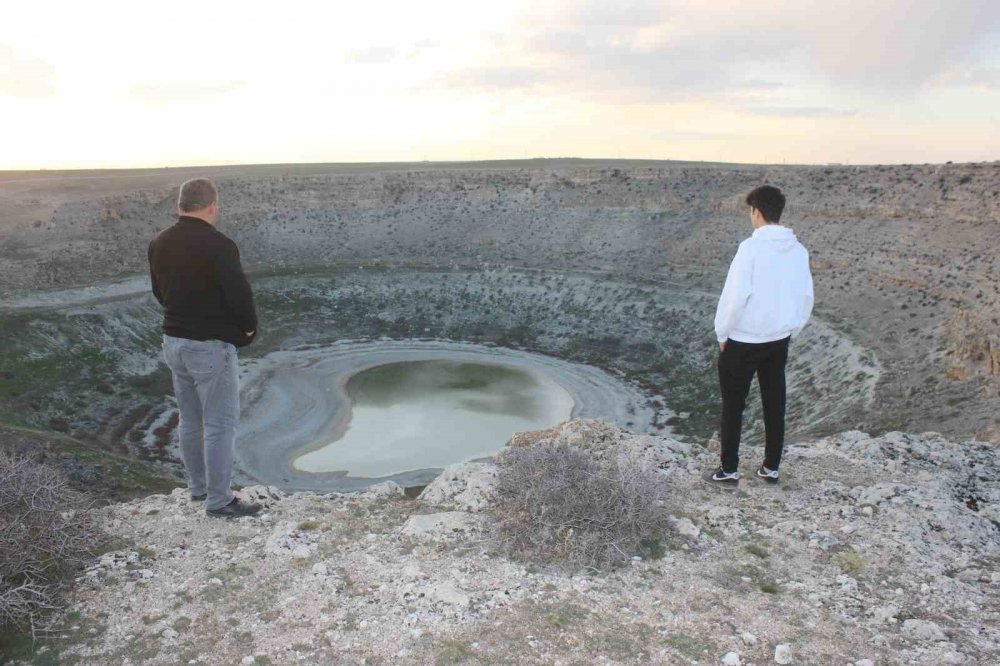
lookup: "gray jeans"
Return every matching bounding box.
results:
[162,335,239,510]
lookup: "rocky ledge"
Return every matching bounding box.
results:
[40,421,999,665]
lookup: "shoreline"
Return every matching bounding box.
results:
[234,339,662,492]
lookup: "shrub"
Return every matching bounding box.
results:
[0,453,102,635]
[489,443,671,569]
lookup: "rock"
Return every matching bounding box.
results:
[266,521,313,557]
[668,515,700,538]
[857,483,907,507]
[419,462,497,512]
[721,651,741,665]
[740,632,758,646]
[901,619,946,641]
[854,660,875,666]
[361,481,405,500]
[507,419,623,456]
[870,603,899,624]
[423,582,471,607]
[240,485,284,506]
[162,628,178,640]
[400,512,484,541]
[774,643,792,664]
[312,562,329,576]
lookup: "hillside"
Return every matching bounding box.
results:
[23,420,1000,665]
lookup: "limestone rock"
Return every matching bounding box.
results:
[902,619,946,642]
[419,462,497,512]
[507,418,687,471]
[361,481,406,500]
[668,515,701,538]
[721,651,741,665]
[422,581,471,607]
[240,485,284,506]
[774,643,793,664]
[400,512,484,541]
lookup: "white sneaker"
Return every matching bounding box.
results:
[756,465,779,485]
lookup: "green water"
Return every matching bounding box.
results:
[293,360,574,477]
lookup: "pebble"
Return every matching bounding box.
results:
[740,632,758,646]
[162,628,178,640]
[854,660,875,666]
[721,651,741,665]
[774,643,792,664]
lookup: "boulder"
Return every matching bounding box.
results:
[901,619,946,642]
[361,481,406,500]
[419,462,497,512]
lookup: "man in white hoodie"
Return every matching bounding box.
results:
[711,185,813,487]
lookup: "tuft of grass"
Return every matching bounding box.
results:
[759,581,780,594]
[297,520,320,531]
[544,602,590,628]
[435,640,473,665]
[745,544,769,559]
[833,551,866,576]
[638,538,668,560]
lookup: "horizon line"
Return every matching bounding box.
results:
[1,156,997,176]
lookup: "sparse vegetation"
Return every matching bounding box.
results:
[489,442,672,569]
[833,550,866,576]
[0,453,102,637]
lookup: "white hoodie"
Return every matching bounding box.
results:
[714,224,814,344]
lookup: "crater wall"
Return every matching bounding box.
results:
[0,159,997,469]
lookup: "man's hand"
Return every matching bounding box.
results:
[719,341,727,352]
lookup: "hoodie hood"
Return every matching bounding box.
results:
[752,224,798,253]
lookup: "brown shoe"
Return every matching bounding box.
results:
[206,497,262,518]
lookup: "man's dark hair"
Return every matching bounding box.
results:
[745,185,785,223]
[177,178,218,213]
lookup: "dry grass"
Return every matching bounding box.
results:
[0,453,102,637]
[489,442,671,570]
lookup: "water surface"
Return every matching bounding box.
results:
[292,360,574,476]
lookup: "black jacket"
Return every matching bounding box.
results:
[148,216,258,347]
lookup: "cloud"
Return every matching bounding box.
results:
[347,46,399,64]
[437,0,1000,104]
[440,66,553,90]
[0,45,56,98]
[129,80,245,102]
[743,106,859,118]
[931,67,1000,92]
[657,130,744,141]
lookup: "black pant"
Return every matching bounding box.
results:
[718,337,790,473]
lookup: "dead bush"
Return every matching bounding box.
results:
[0,453,101,636]
[489,443,671,569]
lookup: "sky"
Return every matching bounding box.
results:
[1,0,998,169]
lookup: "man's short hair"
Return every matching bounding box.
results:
[745,185,785,223]
[177,178,218,213]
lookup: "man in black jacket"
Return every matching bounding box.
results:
[149,178,261,518]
